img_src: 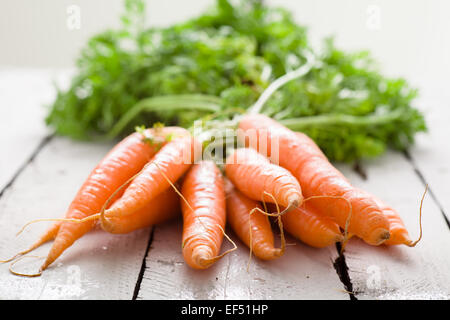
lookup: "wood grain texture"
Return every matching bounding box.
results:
[0,138,150,300]
[409,92,450,222]
[335,151,450,300]
[0,68,70,191]
[137,218,348,300]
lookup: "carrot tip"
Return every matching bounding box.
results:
[381,230,390,240]
[192,246,214,269]
[370,228,390,246]
[272,248,284,258]
[336,234,346,243]
[280,200,299,216]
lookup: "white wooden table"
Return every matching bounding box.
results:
[0,69,449,300]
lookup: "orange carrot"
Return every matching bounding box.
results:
[181,160,231,269]
[225,179,283,260]
[225,147,303,212]
[36,126,187,272]
[375,199,411,246]
[281,202,344,248]
[238,114,390,246]
[357,188,424,247]
[100,187,181,234]
[103,135,199,219]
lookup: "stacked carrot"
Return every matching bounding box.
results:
[3,114,420,276]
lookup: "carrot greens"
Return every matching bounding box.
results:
[46,0,425,162]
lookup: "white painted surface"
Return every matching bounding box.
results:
[410,92,450,221]
[0,69,70,191]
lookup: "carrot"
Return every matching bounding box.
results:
[100,186,181,234]
[238,114,391,246]
[281,202,344,248]
[225,147,303,212]
[225,179,284,261]
[103,135,199,219]
[181,160,234,269]
[35,126,187,272]
[357,187,426,247]
[375,199,412,246]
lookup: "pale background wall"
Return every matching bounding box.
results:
[0,0,449,94]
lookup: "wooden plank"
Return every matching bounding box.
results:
[137,218,348,300]
[335,151,450,300]
[409,92,450,222]
[0,137,150,300]
[0,68,69,191]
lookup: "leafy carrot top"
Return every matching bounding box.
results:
[46,0,426,162]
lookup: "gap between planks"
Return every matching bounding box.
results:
[132,226,156,300]
[0,135,53,199]
[404,151,450,229]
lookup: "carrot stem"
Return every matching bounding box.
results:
[106,95,221,139]
[278,109,403,130]
[248,50,315,115]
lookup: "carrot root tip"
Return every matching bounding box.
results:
[272,248,284,258]
[192,246,214,269]
[9,255,44,278]
[405,184,427,247]
[279,200,299,216]
[370,228,391,245]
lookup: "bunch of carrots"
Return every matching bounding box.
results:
[2,111,423,276]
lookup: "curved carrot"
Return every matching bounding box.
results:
[101,187,181,234]
[38,127,187,272]
[181,160,230,269]
[225,179,283,261]
[238,114,390,246]
[357,188,425,246]
[103,135,199,219]
[376,200,411,246]
[225,148,303,211]
[281,203,344,248]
